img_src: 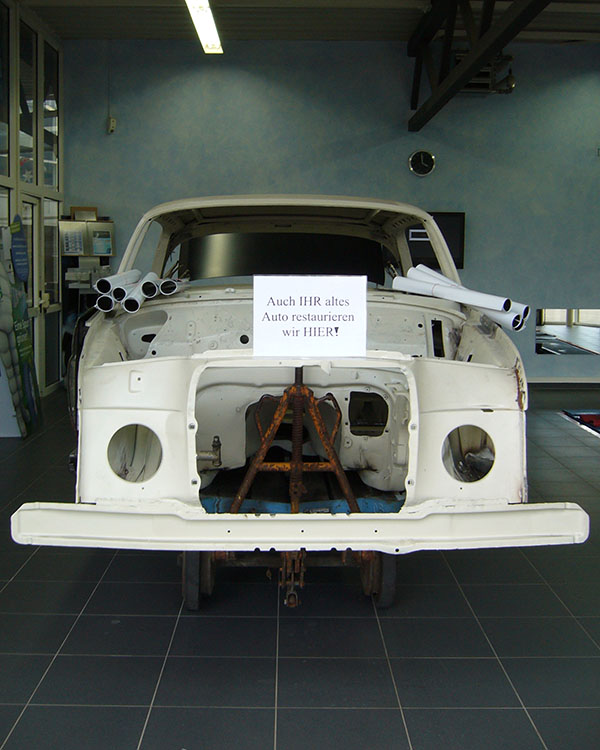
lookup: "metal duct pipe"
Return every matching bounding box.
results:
[122,283,146,314]
[408,265,460,287]
[95,295,115,313]
[159,279,189,296]
[478,307,522,330]
[409,265,530,328]
[112,283,137,302]
[140,272,160,299]
[510,301,530,322]
[94,270,142,295]
[392,276,512,313]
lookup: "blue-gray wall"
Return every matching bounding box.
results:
[64,40,600,380]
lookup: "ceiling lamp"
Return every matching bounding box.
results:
[185,1,223,54]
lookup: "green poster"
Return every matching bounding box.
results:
[0,219,42,436]
[11,280,42,435]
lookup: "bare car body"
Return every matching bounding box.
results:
[12,196,589,606]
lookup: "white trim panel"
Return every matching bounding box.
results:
[11,500,589,553]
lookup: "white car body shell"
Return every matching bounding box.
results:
[11,196,589,552]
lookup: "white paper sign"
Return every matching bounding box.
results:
[253,275,366,357]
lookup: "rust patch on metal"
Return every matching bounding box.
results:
[230,367,359,514]
[514,362,527,411]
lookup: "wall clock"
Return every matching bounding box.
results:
[408,150,435,177]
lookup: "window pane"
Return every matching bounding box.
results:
[43,42,59,188]
[44,310,61,387]
[577,309,600,326]
[0,3,9,177]
[21,201,34,306]
[19,23,36,184]
[44,198,59,304]
[542,309,567,325]
[0,186,8,228]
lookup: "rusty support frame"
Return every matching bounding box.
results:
[230,367,360,514]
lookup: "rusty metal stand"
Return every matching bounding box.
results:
[230,367,360,514]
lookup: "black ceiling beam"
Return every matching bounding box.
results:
[439,1,458,83]
[479,0,497,36]
[408,0,551,132]
[410,53,423,110]
[408,0,455,58]
[458,0,478,47]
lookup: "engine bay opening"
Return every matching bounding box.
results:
[198,372,403,515]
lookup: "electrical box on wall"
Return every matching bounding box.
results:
[59,220,115,257]
[60,212,115,316]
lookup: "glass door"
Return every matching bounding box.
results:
[21,194,61,395]
[42,197,61,391]
[21,196,38,317]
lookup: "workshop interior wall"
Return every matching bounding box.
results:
[63,40,600,380]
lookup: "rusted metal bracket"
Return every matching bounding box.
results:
[230,367,360,514]
[279,550,306,607]
[197,435,222,467]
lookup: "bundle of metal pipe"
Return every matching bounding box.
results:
[94,271,189,314]
[392,264,530,331]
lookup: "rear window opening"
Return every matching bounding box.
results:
[177,233,386,285]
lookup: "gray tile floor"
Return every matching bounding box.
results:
[537,324,600,355]
[0,391,599,749]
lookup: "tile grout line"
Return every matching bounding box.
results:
[526,440,600,492]
[0,412,71,468]
[16,579,600,587]
[0,547,41,596]
[273,588,280,750]
[372,595,414,750]
[2,652,597,660]
[1,610,597,620]
[0,549,119,750]
[539,412,600,446]
[135,598,185,750]
[517,549,600,653]
[0,474,48,516]
[440,551,550,750]
[0,458,72,515]
[1,701,599,710]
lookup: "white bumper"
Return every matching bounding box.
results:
[11,499,589,554]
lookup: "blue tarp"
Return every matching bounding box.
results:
[200,496,403,514]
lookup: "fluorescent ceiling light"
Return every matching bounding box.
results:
[185,1,223,54]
